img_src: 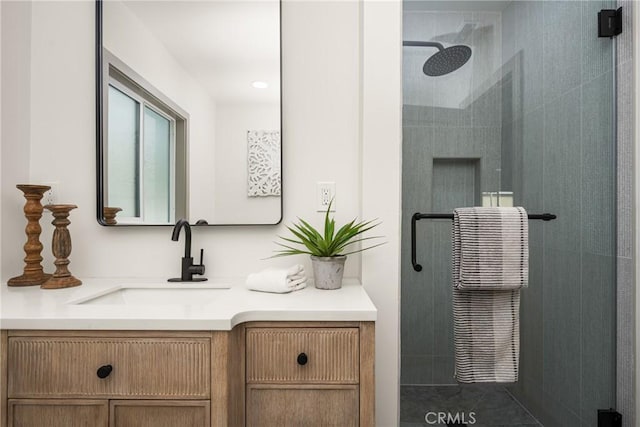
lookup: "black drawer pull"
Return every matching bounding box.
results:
[97,364,112,379]
[297,353,308,366]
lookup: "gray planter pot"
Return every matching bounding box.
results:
[311,255,347,290]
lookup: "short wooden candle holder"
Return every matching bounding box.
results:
[41,204,82,289]
[103,206,123,225]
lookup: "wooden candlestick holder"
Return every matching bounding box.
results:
[8,184,52,286]
[41,204,82,289]
[103,206,122,225]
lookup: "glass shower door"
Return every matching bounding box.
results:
[401,2,617,426]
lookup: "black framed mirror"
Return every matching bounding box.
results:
[96,0,282,226]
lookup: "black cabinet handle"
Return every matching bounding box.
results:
[297,353,308,366]
[97,364,112,379]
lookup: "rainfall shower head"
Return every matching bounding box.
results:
[403,41,472,76]
[422,45,472,76]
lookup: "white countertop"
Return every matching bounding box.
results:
[0,278,377,330]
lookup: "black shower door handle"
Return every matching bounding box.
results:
[411,213,423,272]
[411,212,449,272]
[411,211,556,273]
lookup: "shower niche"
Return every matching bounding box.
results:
[432,158,480,211]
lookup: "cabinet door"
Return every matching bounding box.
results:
[109,400,210,427]
[8,399,108,427]
[246,385,358,427]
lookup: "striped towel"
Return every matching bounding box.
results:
[453,207,528,290]
[453,289,520,383]
[452,207,528,383]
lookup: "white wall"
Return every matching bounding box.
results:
[213,102,281,224]
[1,0,362,280]
[362,1,402,424]
[0,0,400,424]
[1,1,32,278]
[0,0,3,286]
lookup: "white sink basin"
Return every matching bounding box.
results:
[68,283,230,306]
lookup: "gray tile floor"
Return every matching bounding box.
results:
[400,384,542,427]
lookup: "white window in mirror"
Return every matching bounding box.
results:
[247,130,281,197]
[107,83,176,224]
[107,86,140,217]
[142,107,174,223]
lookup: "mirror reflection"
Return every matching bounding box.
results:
[97,0,282,226]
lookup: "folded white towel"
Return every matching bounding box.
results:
[246,264,307,293]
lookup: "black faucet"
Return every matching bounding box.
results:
[168,218,207,282]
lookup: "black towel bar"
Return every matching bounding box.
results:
[410,211,557,272]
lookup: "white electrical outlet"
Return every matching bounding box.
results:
[43,182,59,206]
[317,182,336,212]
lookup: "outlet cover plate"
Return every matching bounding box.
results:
[317,182,336,212]
[43,182,59,206]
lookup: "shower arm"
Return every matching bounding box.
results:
[403,41,445,51]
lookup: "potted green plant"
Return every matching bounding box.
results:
[273,201,384,289]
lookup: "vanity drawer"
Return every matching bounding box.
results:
[246,385,359,427]
[246,327,359,384]
[7,335,210,399]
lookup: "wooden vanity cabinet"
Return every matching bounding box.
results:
[8,399,109,427]
[109,400,211,427]
[3,331,213,427]
[244,322,375,427]
[6,399,211,427]
[0,322,375,427]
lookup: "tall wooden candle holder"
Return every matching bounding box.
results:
[41,204,82,289]
[8,184,52,286]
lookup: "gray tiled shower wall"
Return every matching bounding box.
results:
[402,85,503,385]
[402,1,627,426]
